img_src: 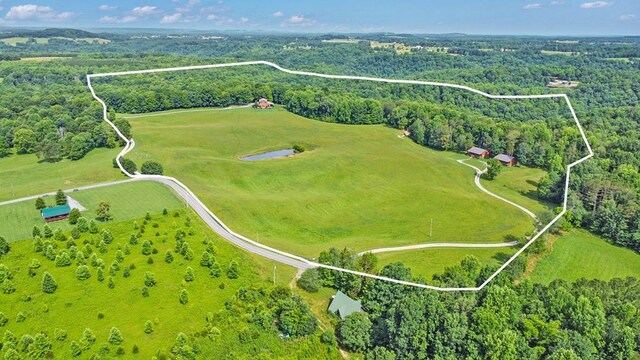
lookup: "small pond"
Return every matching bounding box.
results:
[241,149,294,161]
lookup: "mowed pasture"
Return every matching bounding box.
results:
[0,148,121,202]
[0,181,185,242]
[528,230,640,284]
[125,107,536,258]
[482,165,552,217]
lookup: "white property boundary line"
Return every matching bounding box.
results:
[86,60,594,292]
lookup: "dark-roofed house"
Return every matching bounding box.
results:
[494,154,517,167]
[328,290,363,320]
[467,147,489,158]
[41,204,71,223]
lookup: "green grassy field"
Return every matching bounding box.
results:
[0,208,337,359]
[0,148,122,202]
[482,165,552,216]
[377,246,517,281]
[528,230,640,284]
[0,181,185,242]
[124,107,536,258]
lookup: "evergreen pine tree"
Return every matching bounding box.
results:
[32,226,42,238]
[144,320,154,334]
[179,289,189,305]
[108,327,123,345]
[184,266,195,282]
[0,236,9,256]
[164,250,174,264]
[42,272,57,293]
[43,224,53,238]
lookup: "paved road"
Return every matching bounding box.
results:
[358,241,520,255]
[0,179,139,207]
[149,177,314,270]
[457,159,539,221]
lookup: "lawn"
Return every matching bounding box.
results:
[0,181,185,242]
[123,107,536,258]
[0,148,122,202]
[376,246,518,281]
[0,209,337,359]
[528,229,640,284]
[482,165,553,216]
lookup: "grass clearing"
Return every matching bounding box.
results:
[376,246,518,280]
[124,107,535,258]
[528,230,640,284]
[0,207,335,358]
[0,181,185,242]
[482,165,552,216]
[0,148,121,202]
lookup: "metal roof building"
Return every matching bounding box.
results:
[328,290,363,320]
[41,204,71,223]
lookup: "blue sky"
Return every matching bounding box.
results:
[0,0,637,35]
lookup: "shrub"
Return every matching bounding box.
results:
[35,197,46,210]
[0,236,10,256]
[144,272,156,287]
[89,220,98,234]
[115,250,124,263]
[227,260,239,279]
[297,269,321,292]
[108,276,115,289]
[108,327,123,345]
[76,265,92,280]
[70,340,82,357]
[55,251,72,267]
[147,257,154,264]
[140,161,164,175]
[2,279,15,294]
[16,312,25,322]
[129,233,138,245]
[54,328,67,341]
[81,328,96,348]
[210,262,221,278]
[293,144,306,153]
[144,320,154,334]
[163,209,168,216]
[68,208,81,225]
[97,268,105,282]
[119,157,137,174]
[77,217,89,232]
[184,266,195,282]
[141,287,149,297]
[142,240,152,255]
[43,225,53,238]
[132,344,139,354]
[71,227,81,240]
[123,267,131,278]
[97,312,104,319]
[200,251,213,267]
[32,226,42,238]
[42,272,57,293]
[164,250,174,264]
[0,312,8,327]
[54,228,66,242]
[179,289,189,305]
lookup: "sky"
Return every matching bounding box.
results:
[0,0,638,35]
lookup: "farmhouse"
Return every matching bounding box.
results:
[257,98,274,109]
[328,290,363,320]
[41,204,71,223]
[494,154,517,167]
[467,146,489,158]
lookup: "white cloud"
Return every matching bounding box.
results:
[524,3,542,10]
[5,4,76,21]
[550,1,564,5]
[580,1,612,9]
[282,14,316,26]
[131,5,159,16]
[99,14,137,23]
[272,11,284,17]
[240,17,248,23]
[99,4,117,11]
[161,13,182,24]
[619,14,636,20]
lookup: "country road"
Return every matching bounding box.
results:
[457,159,539,221]
[149,177,314,270]
[358,241,519,255]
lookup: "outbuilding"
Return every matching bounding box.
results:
[494,154,517,167]
[467,146,489,158]
[41,204,71,223]
[257,98,274,109]
[328,290,363,320]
